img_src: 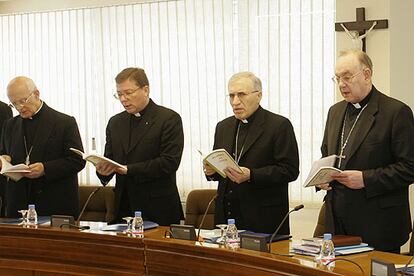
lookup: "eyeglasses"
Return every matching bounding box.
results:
[113,87,142,100]
[9,92,34,109]
[332,70,364,84]
[227,90,259,101]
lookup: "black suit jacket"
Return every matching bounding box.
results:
[97,100,184,225]
[0,103,85,218]
[321,87,414,250]
[0,101,12,216]
[210,106,299,234]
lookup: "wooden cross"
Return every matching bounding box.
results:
[335,7,388,52]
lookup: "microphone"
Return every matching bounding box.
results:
[268,204,304,253]
[77,186,102,226]
[196,194,218,241]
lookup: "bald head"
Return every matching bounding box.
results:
[7,76,42,118]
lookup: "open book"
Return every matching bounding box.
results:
[200,149,243,178]
[0,156,30,181]
[303,155,342,187]
[69,148,127,170]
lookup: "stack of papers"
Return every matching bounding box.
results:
[291,237,374,256]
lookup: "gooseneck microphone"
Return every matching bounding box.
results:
[268,204,304,253]
[76,186,102,226]
[196,194,218,241]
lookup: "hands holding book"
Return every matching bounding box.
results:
[203,163,250,184]
[315,170,364,190]
[96,161,127,176]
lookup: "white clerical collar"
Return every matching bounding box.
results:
[27,100,44,119]
[241,119,248,124]
[134,112,141,117]
[352,102,361,109]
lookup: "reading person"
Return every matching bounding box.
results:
[96,67,184,225]
[0,76,86,218]
[204,72,299,234]
[317,49,414,253]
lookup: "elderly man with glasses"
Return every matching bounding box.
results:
[317,49,414,253]
[0,76,85,218]
[204,71,299,235]
[96,67,184,225]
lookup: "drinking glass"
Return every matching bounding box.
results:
[18,209,28,226]
[215,224,228,244]
[122,216,134,234]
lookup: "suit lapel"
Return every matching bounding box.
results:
[341,91,378,168]
[30,104,55,162]
[328,102,347,155]
[10,117,26,162]
[220,118,238,159]
[117,112,131,155]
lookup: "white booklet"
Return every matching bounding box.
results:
[303,155,342,187]
[200,149,243,178]
[0,156,31,181]
[69,148,127,170]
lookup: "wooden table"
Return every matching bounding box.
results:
[0,223,410,275]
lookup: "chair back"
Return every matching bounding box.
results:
[78,185,115,223]
[185,189,217,230]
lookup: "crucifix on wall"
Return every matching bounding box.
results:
[335,7,388,52]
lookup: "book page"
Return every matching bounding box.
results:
[303,155,341,187]
[203,149,243,178]
[69,148,126,170]
[0,156,30,181]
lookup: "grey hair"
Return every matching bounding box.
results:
[228,71,262,92]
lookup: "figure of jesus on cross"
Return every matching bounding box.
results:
[335,7,388,52]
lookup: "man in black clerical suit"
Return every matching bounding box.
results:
[0,76,85,218]
[0,101,12,216]
[96,67,184,225]
[317,49,414,253]
[204,72,299,234]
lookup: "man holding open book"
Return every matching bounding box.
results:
[0,76,85,218]
[317,50,414,253]
[95,67,184,226]
[204,72,299,234]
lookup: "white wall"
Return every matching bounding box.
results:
[0,0,146,13]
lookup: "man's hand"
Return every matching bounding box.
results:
[96,161,118,176]
[224,166,250,184]
[331,170,365,189]
[315,183,332,190]
[23,162,45,179]
[115,166,128,175]
[203,163,216,176]
[0,155,11,170]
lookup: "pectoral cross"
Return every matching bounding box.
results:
[335,7,388,52]
[337,153,346,168]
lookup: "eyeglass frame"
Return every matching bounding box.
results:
[227,90,259,101]
[9,92,35,109]
[113,86,144,100]
[332,69,366,85]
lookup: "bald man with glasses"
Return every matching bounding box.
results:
[317,49,414,253]
[0,76,85,218]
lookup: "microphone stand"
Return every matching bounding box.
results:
[196,194,218,241]
[77,186,102,226]
[268,204,304,253]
